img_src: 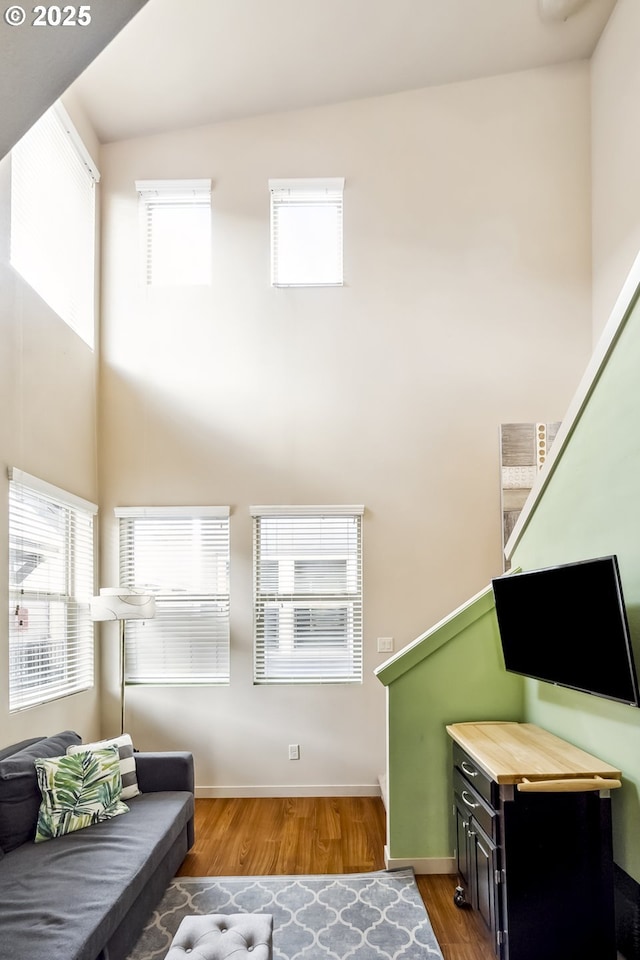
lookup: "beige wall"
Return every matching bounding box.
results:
[0,96,101,745]
[591,0,640,340]
[98,62,593,793]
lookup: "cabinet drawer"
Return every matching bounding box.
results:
[453,742,495,806]
[454,768,498,841]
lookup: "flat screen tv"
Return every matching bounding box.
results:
[491,555,640,707]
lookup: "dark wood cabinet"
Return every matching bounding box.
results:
[448,722,620,960]
[453,744,502,953]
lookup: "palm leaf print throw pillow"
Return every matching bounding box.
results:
[34,745,129,842]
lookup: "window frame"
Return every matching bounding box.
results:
[10,100,100,349]
[8,468,97,711]
[135,179,212,287]
[116,506,231,685]
[269,178,344,287]
[251,505,364,684]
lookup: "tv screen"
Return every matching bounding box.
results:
[491,555,640,707]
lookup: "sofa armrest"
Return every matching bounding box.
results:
[135,752,194,795]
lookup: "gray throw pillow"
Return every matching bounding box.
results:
[0,730,82,853]
[67,733,141,800]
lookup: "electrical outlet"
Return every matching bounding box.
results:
[377,637,394,653]
[288,743,300,760]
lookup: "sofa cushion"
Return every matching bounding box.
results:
[0,790,194,960]
[0,737,44,761]
[67,733,141,800]
[0,730,81,853]
[34,746,129,842]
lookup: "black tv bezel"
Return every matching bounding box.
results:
[491,555,640,708]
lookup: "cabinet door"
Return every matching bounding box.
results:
[454,800,471,888]
[501,790,616,960]
[471,822,500,941]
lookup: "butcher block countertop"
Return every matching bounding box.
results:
[447,721,622,790]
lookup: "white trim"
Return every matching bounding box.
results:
[135,179,211,199]
[250,504,364,517]
[54,101,100,184]
[374,582,493,677]
[269,177,344,194]
[505,249,640,561]
[8,467,98,515]
[195,783,381,799]
[115,505,230,518]
[378,772,388,812]
[383,849,456,875]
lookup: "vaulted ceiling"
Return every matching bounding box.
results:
[70,0,618,145]
[0,0,148,158]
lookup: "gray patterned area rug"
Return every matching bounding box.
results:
[127,868,444,960]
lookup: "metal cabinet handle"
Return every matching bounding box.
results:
[461,790,480,809]
[461,761,479,778]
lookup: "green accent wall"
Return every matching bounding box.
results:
[510,290,640,882]
[376,587,523,860]
[376,288,640,871]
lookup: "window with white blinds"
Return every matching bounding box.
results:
[251,505,363,683]
[116,507,230,684]
[10,101,99,349]
[269,178,344,287]
[136,179,212,286]
[8,469,97,711]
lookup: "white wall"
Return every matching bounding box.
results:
[0,95,101,746]
[98,62,594,793]
[591,0,640,340]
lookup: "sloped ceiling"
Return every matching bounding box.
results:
[0,0,149,159]
[70,0,617,145]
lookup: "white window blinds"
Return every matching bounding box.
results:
[270,178,344,287]
[136,179,212,286]
[251,505,363,683]
[10,101,99,349]
[8,469,97,711]
[116,507,230,684]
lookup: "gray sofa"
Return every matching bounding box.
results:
[0,731,195,960]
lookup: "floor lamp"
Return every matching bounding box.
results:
[90,588,156,735]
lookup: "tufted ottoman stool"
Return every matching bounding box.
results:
[165,914,273,960]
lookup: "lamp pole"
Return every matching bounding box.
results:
[89,589,156,735]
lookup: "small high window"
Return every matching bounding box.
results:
[269,178,344,287]
[136,179,212,286]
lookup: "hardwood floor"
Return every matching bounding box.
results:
[177,797,495,960]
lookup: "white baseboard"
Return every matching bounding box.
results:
[378,772,388,812]
[384,846,456,875]
[195,784,383,799]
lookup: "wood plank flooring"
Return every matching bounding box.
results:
[177,797,495,960]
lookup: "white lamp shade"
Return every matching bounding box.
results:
[90,587,156,622]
